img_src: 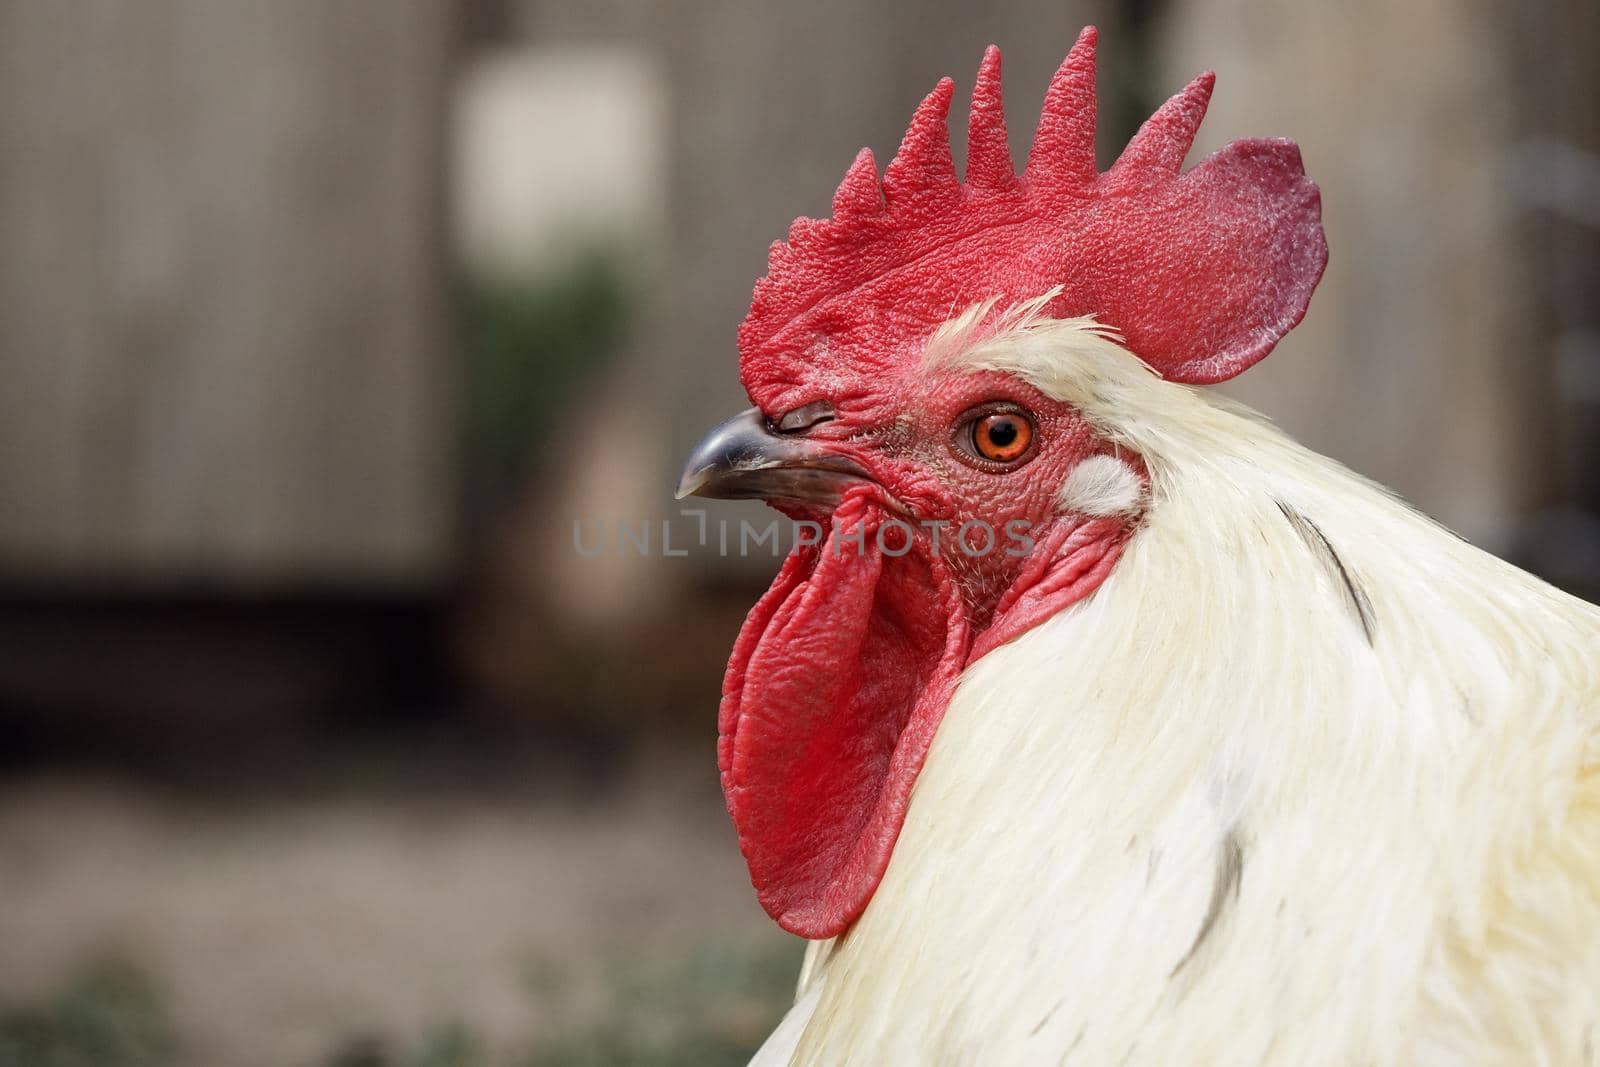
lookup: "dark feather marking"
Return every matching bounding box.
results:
[1170,829,1244,978]
[1275,500,1376,645]
[1030,999,1063,1037]
[1058,1026,1086,1065]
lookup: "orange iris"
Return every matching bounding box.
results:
[972,412,1032,462]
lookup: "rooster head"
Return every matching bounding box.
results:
[677,27,1326,938]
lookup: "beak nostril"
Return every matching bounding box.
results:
[776,400,837,434]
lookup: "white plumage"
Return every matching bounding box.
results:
[754,316,1600,1066]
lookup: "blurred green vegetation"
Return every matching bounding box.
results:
[0,960,174,1067]
[461,253,634,518]
[0,934,797,1067]
[518,935,798,1067]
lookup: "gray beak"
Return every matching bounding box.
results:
[675,407,871,505]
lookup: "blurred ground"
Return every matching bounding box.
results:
[0,739,797,1067]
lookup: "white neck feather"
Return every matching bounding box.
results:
[761,320,1600,1067]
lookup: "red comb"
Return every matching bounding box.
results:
[738,27,1327,391]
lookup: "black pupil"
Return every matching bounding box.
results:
[985,417,1018,449]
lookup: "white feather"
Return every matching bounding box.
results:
[759,316,1600,1066]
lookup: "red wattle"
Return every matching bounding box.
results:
[718,495,967,938]
[968,516,1128,663]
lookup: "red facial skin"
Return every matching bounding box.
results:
[719,369,1138,938]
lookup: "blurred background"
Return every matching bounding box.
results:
[0,1,1594,1064]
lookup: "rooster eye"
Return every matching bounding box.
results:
[954,405,1036,468]
[974,413,1031,461]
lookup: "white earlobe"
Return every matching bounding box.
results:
[1056,454,1144,517]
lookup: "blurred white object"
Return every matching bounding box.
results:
[452,46,666,279]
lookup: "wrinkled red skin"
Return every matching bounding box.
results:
[719,370,1137,938]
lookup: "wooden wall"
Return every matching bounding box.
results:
[1158,0,1544,549]
[0,1,458,588]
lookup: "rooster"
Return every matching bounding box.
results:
[676,28,1600,1066]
